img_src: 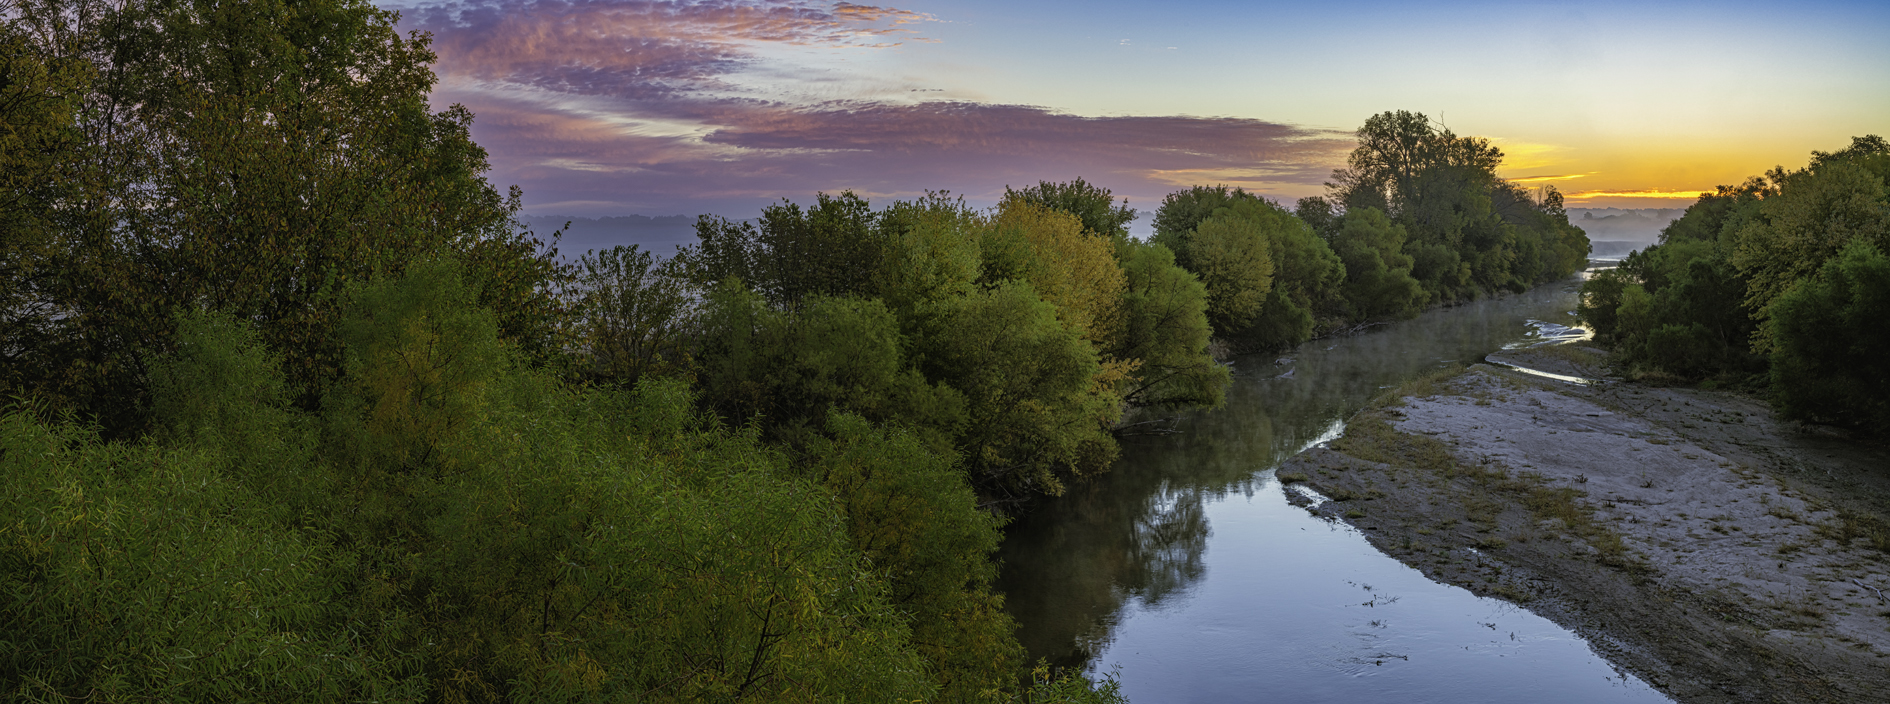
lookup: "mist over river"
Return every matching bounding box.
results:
[996,270,1673,703]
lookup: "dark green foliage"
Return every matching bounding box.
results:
[694,283,965,449]
[1579,242,1761,380]
[1767,241,1890,435]
[1732,141,1890,323]
[575,245,693,387]
[3,262,952,701]
[678,191,884,306]
[0,414,421,702]
[810,413,1022,701]
[1113,241,1228,408]
[919,281,1120,497]
[1580,136,1887,421]
[6,1,1191,699]
[2,0,565,432]
[1327,110,1589,302]
[1330,208,1425,319]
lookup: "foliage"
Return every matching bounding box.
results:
[985,199,1129,345]
[678,191,883,306]
[917,281,1121,497]
[1329,207,1425,319]
[1152,186,1344,350]
[1326,110,1589,302]
[1579,135,1887,417]
[1004,178,1139,247]
[1766,240,1890,434]
[1731,138,1890,335]
[809,413,1022,701]
[1112,241,1228,408]
[1,0,565,432]
[693,283,965,450]
[574,245,694,387]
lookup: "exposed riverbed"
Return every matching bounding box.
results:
[1287,349,1890,702]
[996,274,1675,702]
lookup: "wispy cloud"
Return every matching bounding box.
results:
[1564,188,1709,200]
[1505,173,1589,184]
[397,1,1353,218]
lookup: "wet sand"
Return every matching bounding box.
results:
[1280,348,1890,703]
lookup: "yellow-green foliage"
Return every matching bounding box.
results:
[1185,212,1275,334]
[986,199,1128,346]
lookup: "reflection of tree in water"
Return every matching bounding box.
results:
[1121,481,1209,607]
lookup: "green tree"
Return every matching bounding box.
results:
[1731,140,1890,335]
[1325,110,1588,302]
[917,281,1120,498]
[1112,241,1227,409]
[809,413,1022,702]
[1766,240,1890,434]
[1330,208,1425,319]
[574,245,693,387]
[0,16,88,399]
[1004,178,1139,247]
[1180,212,1275,334]
[693,284,965,450]
[5,0,560,431]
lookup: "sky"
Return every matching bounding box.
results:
[378,0,1890,231]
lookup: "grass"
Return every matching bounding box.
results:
[1329,413,1460,473]
[1815,510,1890,555]
[1364,364,1467,410]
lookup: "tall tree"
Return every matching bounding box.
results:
[4,0,560,430]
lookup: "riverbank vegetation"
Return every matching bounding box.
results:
[1577,136,1889,437]
[1,1,1591,699]
[1147,111,1591,355]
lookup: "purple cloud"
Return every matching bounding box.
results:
[396,1,1354,220]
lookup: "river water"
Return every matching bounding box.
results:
[995,272,1673,703]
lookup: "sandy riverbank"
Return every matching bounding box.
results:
[1278,347,1890,703]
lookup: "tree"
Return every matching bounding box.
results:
[1004,178,1139,247]
[1112,241,1227,409]
[985,199,1128,345]
[809,413,1022,701]
[1767,240,1890,435]
[1732,143,1890,335]
[1330,208,1424,319]
[0,16,88,399]
[1181,212,1274,334]
[1325,110,1587,303]
[916,281,1119,498]
[4,0,561,432]
[574,245,693,387]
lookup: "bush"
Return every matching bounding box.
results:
[1767,240,1890,434]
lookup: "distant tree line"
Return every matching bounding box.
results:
[1145,110,1590,355]
[0,0,1592,699]
[1578,135,1890,437]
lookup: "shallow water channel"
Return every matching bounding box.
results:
[995,273,1673,703]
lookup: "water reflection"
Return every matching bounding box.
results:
[996,275,1670,701]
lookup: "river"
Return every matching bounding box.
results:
[995,271,1673,703]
